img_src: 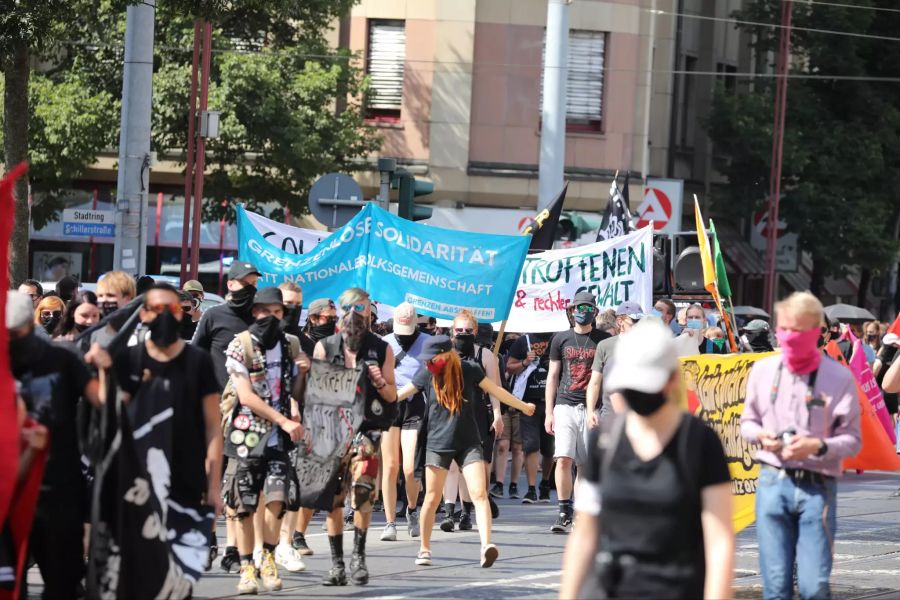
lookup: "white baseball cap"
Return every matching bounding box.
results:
[393,302,417,335]
[606,318,680,394]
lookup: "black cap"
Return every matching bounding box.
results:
[572,291,596,307]
[253,287,283,307]
[420,335,453,362]
[228,261,261,280]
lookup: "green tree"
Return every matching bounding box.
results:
[707,0,900,303]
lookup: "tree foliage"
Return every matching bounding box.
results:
[707,0,900,293]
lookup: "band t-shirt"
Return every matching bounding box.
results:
[548,328,609,406]
[412,362,486,453]
[507,333,554,406]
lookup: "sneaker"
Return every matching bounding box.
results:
[344,513,355,531]
[549,512,573,534]
[539,482,552,504]
[221,546,240,574]
[415,550,432,566]
[259,549,283,591]
[489,496,500,519]
[292,531,313,556]
[481,544,499,568]
[458,511,473,531]
[508,483,520,499]
[252,548,262,569]
[489,482,504,498]
[522,488,538,504]
[380,522,397,541]
[408,510,421,538]
[275,543,306,572]
[237,564,259,595]
[440,513,455,532]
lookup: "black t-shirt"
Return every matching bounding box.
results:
[16,336,91,497]
[190,303,255,390]
[413,362,486,453]
[548,328,609,406]
[299,332,317,357]
[582,416,730,598]
[116,343,219,505]
[508,333,554,406]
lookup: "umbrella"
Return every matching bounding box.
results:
[731,306,771,320]
[824,303,876,324]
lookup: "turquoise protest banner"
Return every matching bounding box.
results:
[236,204,530,321]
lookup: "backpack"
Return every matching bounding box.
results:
[219,331,301,433]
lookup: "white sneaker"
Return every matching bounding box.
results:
[253,548,262,569]
[380,522,397,541]
[275,543,307,572]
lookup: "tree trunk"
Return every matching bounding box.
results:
[857,267,871,310]
[810,256,826,298]
[4,42,30,288]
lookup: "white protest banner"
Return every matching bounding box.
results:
[504,226,654,333]
[243,209,328,255]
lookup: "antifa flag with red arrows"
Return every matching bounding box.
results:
[525,183,568,251]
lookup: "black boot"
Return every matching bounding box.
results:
[322,534,347,586]
[349,527,369,585]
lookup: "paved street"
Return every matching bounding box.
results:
[25,471,900,598]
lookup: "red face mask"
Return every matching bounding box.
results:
[426,358,447,375]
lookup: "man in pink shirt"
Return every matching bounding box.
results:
[742,291,861,600]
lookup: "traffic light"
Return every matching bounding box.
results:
[394,168,434,221]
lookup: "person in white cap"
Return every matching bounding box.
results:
[559,319,734,600]
[379,302,432,542]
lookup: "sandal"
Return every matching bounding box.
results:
[415,550,432,566]
[481,544,499,568]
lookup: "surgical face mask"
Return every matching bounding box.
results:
[686,318,704,330]
[621,389,668,416]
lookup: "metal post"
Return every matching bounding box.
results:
[377,157,396,211]
[189,21,212,281]
[112,0,156,275]
[538,0,570,211]
[640,0,658,183]
[179,19,201,284]
[763,0,792,314]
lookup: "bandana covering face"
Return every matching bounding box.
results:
[341,310,368,353]
[776,327,822,375]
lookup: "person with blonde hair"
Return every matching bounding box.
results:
[34,295,65,337]
[96,270,136,318]
[741,291,861,600]
[397,336,535,568]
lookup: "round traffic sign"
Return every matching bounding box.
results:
[308,173,365,229]
[636,187,672,230]
[753,210,787,239]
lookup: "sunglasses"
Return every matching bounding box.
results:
[342,303,367,314]
[574,304,596,314]
[453,327,475,335]
[40,310,62,319]
[181,304,193,313]
[144,302,183,316]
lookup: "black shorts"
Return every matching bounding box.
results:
[425,446,484,470]
[223,449,299,517]
[392,393,425,430]
[521,403,554,457]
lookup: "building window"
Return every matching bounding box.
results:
[716,62,738,93]
[367,20,406,122]
[542,30,606,132]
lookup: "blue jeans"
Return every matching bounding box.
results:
[756,466,837,600]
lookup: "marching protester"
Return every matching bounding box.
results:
[112,283,225,597]
[560,319,734,599]
[380,302,430,541]
[179,279,205,340]
[506,329,555,503]
[742,291,861,600]
[312,287,397,587]
[33,295,65,338]
[740,319,774,353]
[17,279,44,308]
[545,291,609,534]
[681,303,726,355]
[7,291,106,598]
[55,275,79,304]
[303,298,338,347]
[397,335,536,568]
[55,290,100,342]
[654,297,681,335]
[442,311,503,530]
[90,270,137,347]
[278,281,304,340]
[222,286,308,594]
[587,301,645,425]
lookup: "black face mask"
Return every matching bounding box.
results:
[621,389,668,417]
[308,319,336,342]
[99,301,119,318]
[9,331,40,374]
[40,315,60,335]
[73,322,90,333]
[180,317,198,340]
[453,334,476,358]
[341,311,368,353]
[867,334,878,343]
[283,304,303,329]
[250,315,284,350]
[396,330,419,351]
[228,285,257,315]
[147,310,181,348]
[745,330,772,352]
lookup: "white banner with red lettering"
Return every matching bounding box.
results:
[503,226,654,333]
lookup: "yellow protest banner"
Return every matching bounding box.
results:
[680,352,775,532]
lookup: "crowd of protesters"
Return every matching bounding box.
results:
[8,261,882,599]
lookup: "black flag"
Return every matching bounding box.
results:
[525,183,568,251]
[596,173,635,241]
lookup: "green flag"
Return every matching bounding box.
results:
[709,219,732,298]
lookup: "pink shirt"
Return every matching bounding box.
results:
[741,354,861,478]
